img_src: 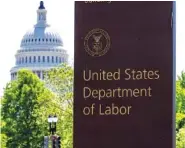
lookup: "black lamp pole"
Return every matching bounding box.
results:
[48,115,58,148]
[48,114,58,135]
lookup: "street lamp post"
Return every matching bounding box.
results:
[48,115,58,135]
[48,115,58,148]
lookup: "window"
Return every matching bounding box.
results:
[47,56,50,62]
[29,56,31,63]
[52,56,54,63]
[34,56,36,63]
[38,56,40,62]
[43,56,45,62]
[39,38,40,42]
[19,58,21,64]
[59,57,61,63]
[56,56,58,63]
[37,71,41,78]
[25,57,27,63]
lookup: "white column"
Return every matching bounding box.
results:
[41,71,43,80]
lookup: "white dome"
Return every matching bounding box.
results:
[10,1,68,81]
[20,27,64,47]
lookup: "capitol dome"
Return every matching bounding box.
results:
[10,1,68,80]
[20,27,64,48]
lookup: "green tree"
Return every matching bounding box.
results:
[176,128,185,148]
[45,64,73,148]
[0,119,7,148]
[176,72,185,148]
[176,81,185,114]
[1,69,62,148]
[178,71,185,89]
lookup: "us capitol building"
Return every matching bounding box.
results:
[10,1,68,80]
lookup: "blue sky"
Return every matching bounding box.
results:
[0,0,183,96]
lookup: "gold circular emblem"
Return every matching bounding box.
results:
[84,28,110,57]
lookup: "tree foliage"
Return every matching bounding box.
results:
[44,63,73,148]
[1,69,61,148]
[0,119,7,148]
[176,81,185,114]
[176,71,185,148]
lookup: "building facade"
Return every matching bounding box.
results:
[10,1,68,80]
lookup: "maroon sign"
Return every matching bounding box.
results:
[74,2,174,148]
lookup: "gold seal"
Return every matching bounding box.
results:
[84,28,110,57]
